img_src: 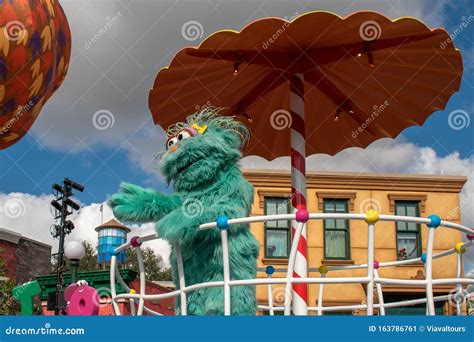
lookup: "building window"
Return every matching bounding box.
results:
[395,201,422,260]
[264,197,291,258]
[323,199,350,260]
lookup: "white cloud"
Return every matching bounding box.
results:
[0,194,171,267]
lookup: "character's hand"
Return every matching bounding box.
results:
[108,183,181,223]
[156,209,203,243]
[108,183,147,222]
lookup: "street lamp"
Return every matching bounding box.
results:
[64,241,85,284]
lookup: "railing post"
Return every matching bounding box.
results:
[425,215,441,315]
[174,242,187,315]
[454,242,466,315]
[135,247,146,316]
[374,268,385,316]
[365,210,378,316]
[317,265,328,316]
[266,266,275,316]
[109,255,121,316]
[217,216,231,315]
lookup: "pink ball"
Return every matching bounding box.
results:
[130,236,142,248]
[467,228,474,241]
[373,260,380,269]
[295,209,309,223]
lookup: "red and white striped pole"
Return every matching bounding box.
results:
[289,73,308,315]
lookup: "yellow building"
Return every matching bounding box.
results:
[243,169,467,315]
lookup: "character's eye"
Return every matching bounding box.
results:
[177,130,192,141]
[167,137,178,150]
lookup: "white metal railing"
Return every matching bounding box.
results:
[110,212,474,316]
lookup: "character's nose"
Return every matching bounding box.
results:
[169,145,178,153]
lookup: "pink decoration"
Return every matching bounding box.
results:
[295,209,309,223]
[66,285,100,316]
[467,228,474,241]
[130,236,142,248]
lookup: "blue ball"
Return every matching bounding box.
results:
[421,253,427,264]
[427,215,441,228]
[265,266,275,275]
[216,216,229,230]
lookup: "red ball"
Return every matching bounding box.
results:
[467,228,474,241]
[373,260,380,269]
[130,236,142,248]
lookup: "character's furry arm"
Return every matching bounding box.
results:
[157,179,253,243]
[109,182,182,223]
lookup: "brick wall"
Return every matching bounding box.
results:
[16,238,52,284]
[0,240,17,280]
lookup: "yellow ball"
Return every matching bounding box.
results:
[129,289,137,294]
[454,242,466,254]
[319,265,328,274]
[365,210,379,224]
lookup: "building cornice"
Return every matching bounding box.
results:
[243,170,467,193]
[0,227,21,244]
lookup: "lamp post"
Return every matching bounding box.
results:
[65,241,85,284]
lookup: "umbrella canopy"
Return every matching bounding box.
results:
[149,11,462,160]
[0,0,71,150]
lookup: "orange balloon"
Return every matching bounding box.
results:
[0,0,71,149]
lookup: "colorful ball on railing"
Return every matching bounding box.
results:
[129,289,137,294]
[265,266,275,275]
[216,216,229,230]
[467,228,474,241]
[426,215,441,228]
[130,236,142,248]
[454,242,466,254]
[319,265,328,274]
[365,210,379,224]
[295,209,309,223]
[421,253,427,264]
[373,260,380,269]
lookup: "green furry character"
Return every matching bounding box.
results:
[109,108,259,315]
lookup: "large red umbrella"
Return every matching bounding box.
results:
[148,11,463,315]
[0,0,71,149]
